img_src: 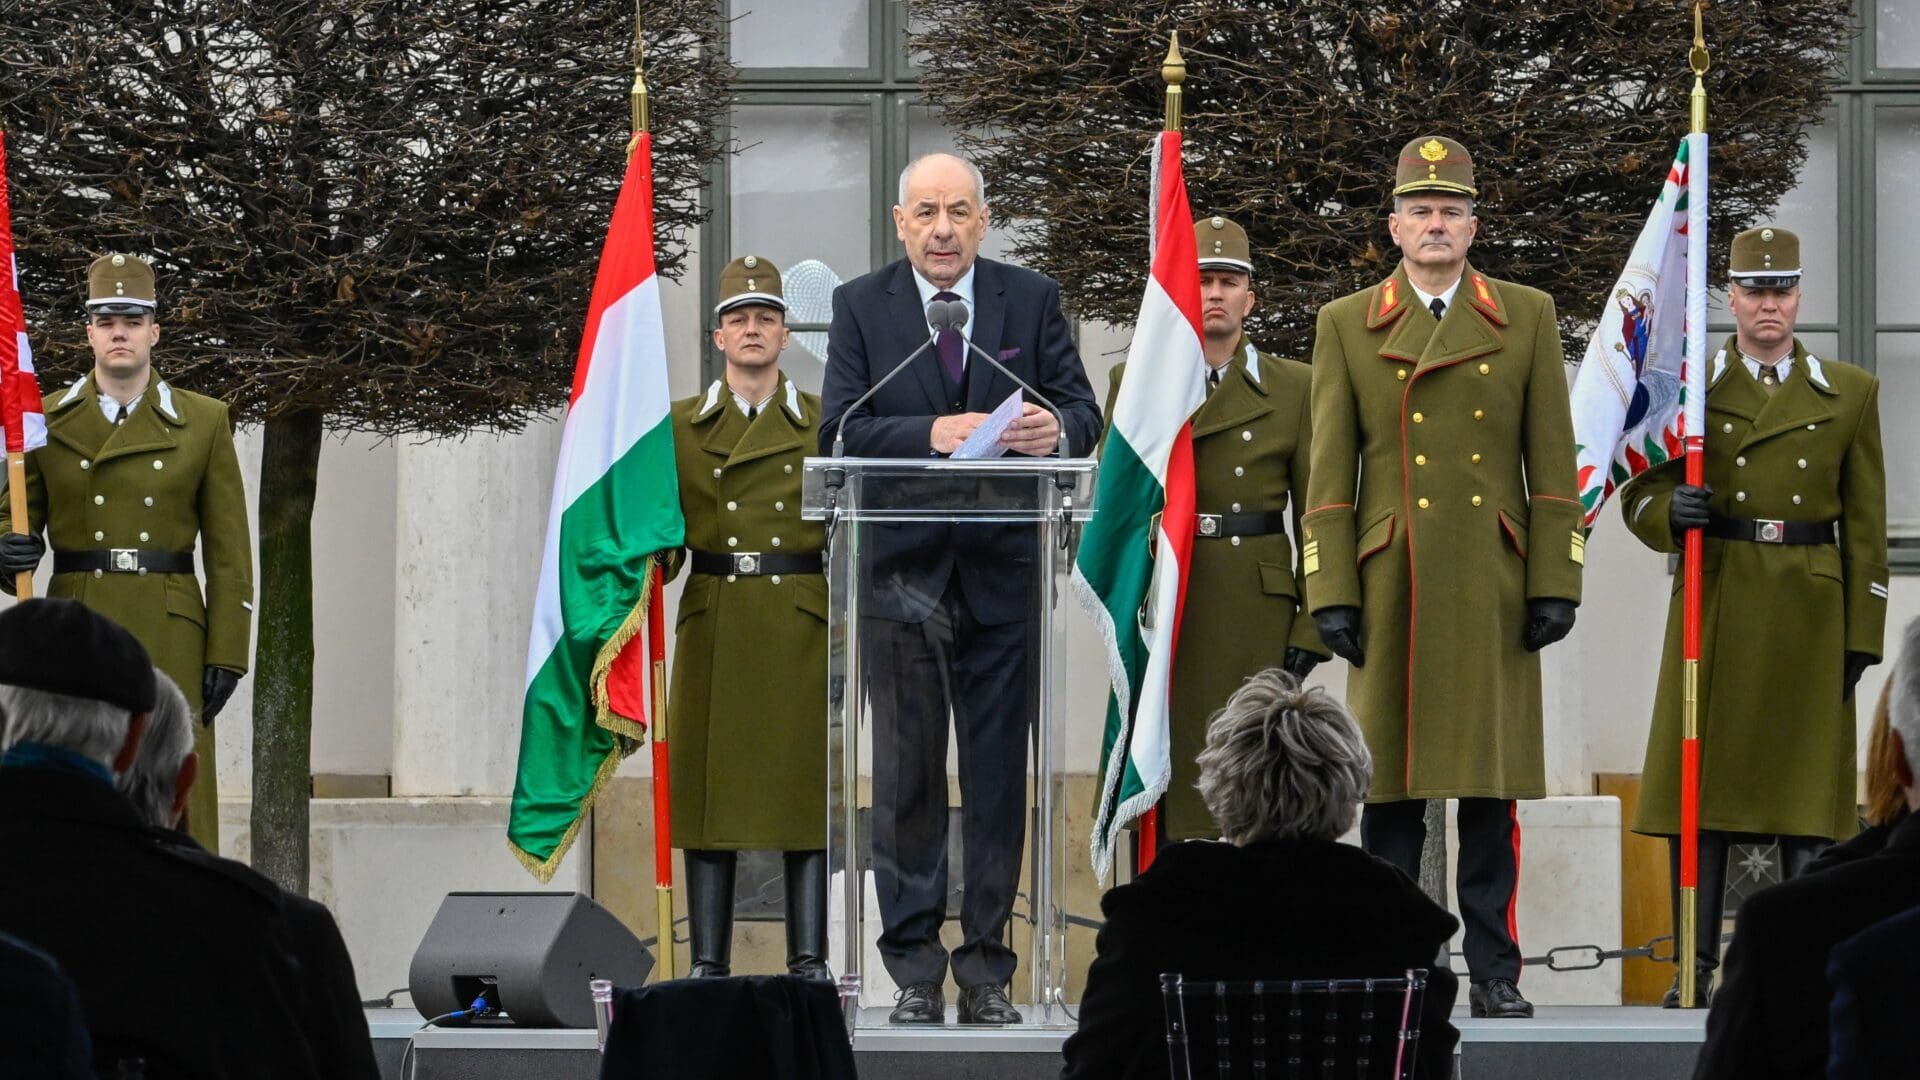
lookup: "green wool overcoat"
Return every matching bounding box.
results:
[1303,264,1584,801]
[664,374,827,850]
[1,371,253,849]
[1622,337,1886,841]
[1104,341,1329,840]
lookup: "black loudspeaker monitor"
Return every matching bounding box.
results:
[408,891,653,1028]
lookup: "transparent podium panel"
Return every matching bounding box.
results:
[803,456,1095,1031]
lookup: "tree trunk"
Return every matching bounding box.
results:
[250,407,323,895]
[1420,799,1449,967]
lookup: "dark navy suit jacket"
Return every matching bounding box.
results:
[1826,899,1920,1080]
[819,256,1100,625]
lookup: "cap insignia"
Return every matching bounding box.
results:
[111,254,126,267]
[1760,228,1775,242]
[743,255,758,268]
[1420,139,1448,162]
[1209,216,1224,228]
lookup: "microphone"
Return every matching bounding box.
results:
[942,299,1072,461]
[828,300,956,461]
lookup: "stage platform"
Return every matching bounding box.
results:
[369,1004,1705,1079]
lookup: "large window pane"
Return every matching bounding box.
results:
[1774,114,1839,325]
[905,105,1027,266]
[1881,1,1920,69]
[728,0,869,69]
[1878,107,1920,321]
[730,104,872,390]
[1878,333,1920,534]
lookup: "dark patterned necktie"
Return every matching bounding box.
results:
[114,403,128,426]
[1429,297,1446,320]
[1206,367,1222,395]
[747,404,759,419]
[933,290,964,385]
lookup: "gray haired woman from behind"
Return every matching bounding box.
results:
[1061,670,1461,1079]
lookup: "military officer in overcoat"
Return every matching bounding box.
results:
[0,254,252,853]
[1620,226,1887,1006]
[1302,137,1584,1018]
[663,255,830,980]
[1101,216,1329,843]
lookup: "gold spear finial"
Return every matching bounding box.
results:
[631,0,651,139]
[1162,32,1186,133]
[1688,1,1710,136]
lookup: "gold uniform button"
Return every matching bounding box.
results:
[727,536,738,547]
[1735,456,1747,467]
[93,530,105,541]
[1415,454,1427,466]
[1798,459,1808,469]
[726,501,738,511]
[1471,495,1483,507]
[1412,412,1425,424]
[139,531,150,542]
[144,497,154,507]
[1479,363,1491,374]
[1792,495,1804,505]
[1230,536,1242,546]
[784,464,794,474]
[93,495,105,506]
[80,460,90,470]
[153,460,163,470]
[1241,430,1252,442]
[770,575,782,584]
[1417,497,1430,509]
[1471,453,1482,464]
[1735,492,1747,502]
[1722,423,1734,434]
[713,468,723,478]
[93,569,103,579]
[771,537,782,547]
[775,501,785,511]
[1231,502,1242,512]
[1396,369,1408,381]
[1233,466,1245,477]
[1473,409,1485,420]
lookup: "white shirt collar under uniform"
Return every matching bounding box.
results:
[98,393,140,424]
[1740,350,1794,383]
[911,264,977,346]
[1409,276,1462,318]
[730,386,776,418]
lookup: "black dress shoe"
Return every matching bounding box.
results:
[889,982,944,1024]
[1661,968,1715,1008]
[1468,978,1534,1019]
[957,984,1023,1025]
[688,961,729,978]
[788,957,833,983]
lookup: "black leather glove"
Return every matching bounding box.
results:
[1313,607,1365,668]
[1523,598,1577,652]
[1283,646,1323,681]
[201,666,242,726]
[1,531,44,581]
[1843,651,1875,702]
[1669,484,1712,543]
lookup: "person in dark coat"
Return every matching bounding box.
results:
[1806,678,1910,876]
[118,666,380,1080]
[1692,616,1920,1080]
[819,152,1101,1025]
[0,598,318,1080]
[0,931,92,1080]
[1060,669,1459,1080]
[1826,902,1920,1080]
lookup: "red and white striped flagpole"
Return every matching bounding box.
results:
[1677,2,1711,1008]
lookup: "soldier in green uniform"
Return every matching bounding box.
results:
[1303,137,1584,1019]
[1621,226,1887,1006]
[0,254,252,853]
[1101,215,1329,843]
[663,255,830,980]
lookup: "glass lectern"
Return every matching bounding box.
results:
[802,455,1095,1030]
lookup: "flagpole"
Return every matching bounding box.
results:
[1678,0,1710,1010]
[628,7,676,981]
[6,455,27,599]
[1133,33,1187,875]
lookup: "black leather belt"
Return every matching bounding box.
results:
[689,550,823,576]
[1194,510,1288,539]
[53,549,195,574]
[1704,515,1837,545]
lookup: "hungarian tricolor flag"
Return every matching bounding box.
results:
[1074,130,1207,881]
[1570,134,1708,528]
[509,132,684,882]
[0,131,45,456]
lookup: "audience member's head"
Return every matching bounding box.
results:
[1886,616,1920,811]
[118,671,196,829]
[1195,669,1372,845]
[0,599,155,774]
[1864,678,1907,827]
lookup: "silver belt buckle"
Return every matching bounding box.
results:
[1755,519,1785,543]
[110,548,140,572]
[731,552,762,574]
[1196,514,1221,537]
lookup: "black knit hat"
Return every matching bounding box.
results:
[0,598,156,714]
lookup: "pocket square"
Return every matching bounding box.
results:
[997,347,1022,362]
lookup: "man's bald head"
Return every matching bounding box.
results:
[893,153,991,289]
